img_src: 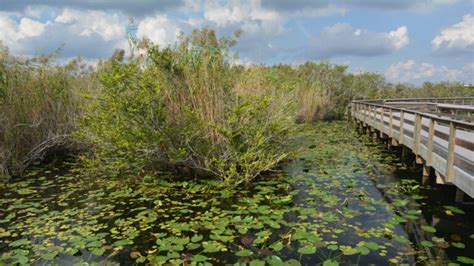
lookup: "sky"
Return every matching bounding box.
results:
[0,0,473,84]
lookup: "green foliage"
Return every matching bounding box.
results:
[78,29,296,184]
[0,44,95,180]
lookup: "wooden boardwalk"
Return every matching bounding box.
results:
[350,98,474,200]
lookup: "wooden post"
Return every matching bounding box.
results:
[413,114,421,155]
[446,122,456,182]
[427,118,434,166]
[389,108,393,137]
[380,108,384,137]
[422,163,430,185]
[363,104,367,125]
[455,188,464,203]
[399,110,404,145]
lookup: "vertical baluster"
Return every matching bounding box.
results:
[427,119,434,166]
[414,113,421,154]
[446,122,456,182]
[399,110,404,144]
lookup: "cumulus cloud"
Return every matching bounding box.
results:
[302,24,409,58]
[137,15,182,46]
[0,14,48,48]
[432,14,474,55]
[0,8,128,59]
[54,9,124,41]
[385,60,473,83]
[0,7,189,60]
[197,0,286,62]
[203,0,280,26]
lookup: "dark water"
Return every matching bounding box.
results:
[0,121,473,265]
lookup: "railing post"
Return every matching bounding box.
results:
[389,108,393,137]
[380,107,385,137]
[399,110,404,144]
[427,118,434,166]
[363,104,367,125]
[414,113,421,154]
[446,122,456,182]
[370,105,374,127]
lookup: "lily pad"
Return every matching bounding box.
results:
[297,245,316,254]
[421,225,436,233]
[323,259,339,266]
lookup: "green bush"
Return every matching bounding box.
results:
[77,29,296,184]
[0,45,94,179]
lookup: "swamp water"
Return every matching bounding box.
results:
[1,121,473,265]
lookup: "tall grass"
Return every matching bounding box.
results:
[0,45,95,179]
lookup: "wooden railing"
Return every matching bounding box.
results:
[350,98,474,199]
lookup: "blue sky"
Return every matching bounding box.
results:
[0,0,473,84]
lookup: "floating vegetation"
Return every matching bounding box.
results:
[1,121,473,265]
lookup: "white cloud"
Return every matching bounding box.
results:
[385,60,473,83]
[432,14,474,55]
[55,9,124,41]
[0,8,127,59]
[388,26,409,50]
[137,15,182,46]
[303,24,409,58]
[0,14,47,48]
[203,0,280,26]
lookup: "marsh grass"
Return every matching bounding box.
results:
[0,45,96,179]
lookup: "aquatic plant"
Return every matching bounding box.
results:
[2,122,472,265]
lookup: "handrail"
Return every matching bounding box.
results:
[350,98,474,199]
[353,97,474,103]
[352,101,474,129]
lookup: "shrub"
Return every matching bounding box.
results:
[0,44,94,179]
[78,29,296,184]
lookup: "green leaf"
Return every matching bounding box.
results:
[136,256,146,263]
[167,251,180,259]
[340,246,359,256]
[186,243,201,250]
[250,259,265,266]
[323,259,339,266]
[191,255,208,262]
[297,245,316,255]
[41,251,58,260]
[270,241,284,252]
[191,234,203,243]
[421,225,436,233]
[9,239,30,247]
[364,242,379,250]
[443,206,465,214]
[152,256,168,264]
[457,256,474,264]
[356,246,370,255]
[266,255,284,266]
[421,241,433,248]
[236,249,254,257]
[112,239,133,247]
[283,259,302,266]
[327,244,338,251]
[394,236,410,244]
[202,242,220,253]
[451,242,465,249]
